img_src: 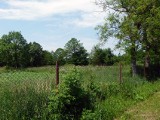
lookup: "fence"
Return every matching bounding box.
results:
[1,62,156,120]
[0,62,132,94]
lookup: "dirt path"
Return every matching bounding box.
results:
[119,92,160,120]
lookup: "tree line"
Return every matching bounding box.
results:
[96,0,160,78]
[0,31,119,68]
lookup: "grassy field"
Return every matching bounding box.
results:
[0,65,160,120]
[0,65,121,92]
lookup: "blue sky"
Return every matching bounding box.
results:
[0,0,118,53]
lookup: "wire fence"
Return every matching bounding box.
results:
[0,63,131,93]
[0,63,151,120]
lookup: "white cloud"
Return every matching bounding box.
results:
[0,0,101,19]
[72,12,106,28]
[0,0,106,27]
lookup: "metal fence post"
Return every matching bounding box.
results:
[56,61,59,86]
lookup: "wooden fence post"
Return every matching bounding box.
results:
[56,61,59,86]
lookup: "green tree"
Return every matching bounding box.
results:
[0,31,28,68]
[90,46,106,65]
[42,50,54,65]
[0,39,5,66]
[96,0,160,77]
[103,48,115,65]
[28,42,43,66]
[136,0,160,76]
[90,46,115,65]
[53,48,66,65]
[64,38,88,65]
[96,0,143,76]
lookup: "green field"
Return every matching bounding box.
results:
[0,66,160,120]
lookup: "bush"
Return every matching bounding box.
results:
[47,68,96,120]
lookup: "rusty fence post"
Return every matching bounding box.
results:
[56,61,59,86]
[119,62,123,84]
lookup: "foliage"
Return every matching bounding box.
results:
[0,31,56,68]
[28,42,43,66]
[64,38,89,65]
[47,68,95,120]
[96,0,160,77]
[90,46,106,65]
[0,31,28,68]
[90,46,115,65]
[42,50,54,65]
[81,78,160,120]
[53,48,66,65]
[0,66,160,120]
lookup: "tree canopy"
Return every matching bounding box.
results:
[28,42,43,67]
[64,38,89,65]
[96,0,160,77]
[53,48,66,65]
[0,31,28,68]
[0,32,54,68]
[0,31,118,68]
[90,46,115,65]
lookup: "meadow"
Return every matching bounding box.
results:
[0,65,160,120]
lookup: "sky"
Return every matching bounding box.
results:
[0,0,118,53]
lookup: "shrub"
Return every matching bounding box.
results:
[47,68,95,120]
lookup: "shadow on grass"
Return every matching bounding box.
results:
[136,65,160,81]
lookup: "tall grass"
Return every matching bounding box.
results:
[0,87,48,120]
[0,65,160,120]
[0,71,53,120]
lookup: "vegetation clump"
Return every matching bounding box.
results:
[47,68,97,120]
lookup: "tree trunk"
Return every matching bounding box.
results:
[131,46,137,77]
[143,27,150,79]
[144,50,150,79]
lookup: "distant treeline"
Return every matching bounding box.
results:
[0,31,124,68]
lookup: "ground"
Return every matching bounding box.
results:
[119,92,160,120]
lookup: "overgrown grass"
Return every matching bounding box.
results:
[0,65,160,120]
[0,87,49,120]
[88,80,160,120]
[0,71,53,120]
[118,92,160,120]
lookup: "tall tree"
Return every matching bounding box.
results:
[28,42,43,66]
[64,38,88,65]
[137,0,160,77]
[0,31,28,68]
[42,50,54,65]
[96,0,160,76]
[53,48,66,65]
